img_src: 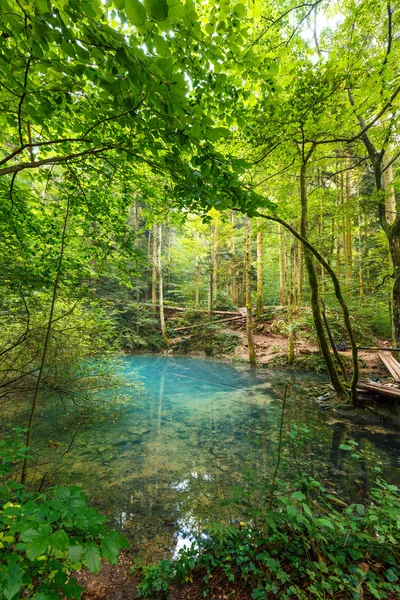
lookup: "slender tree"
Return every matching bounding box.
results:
[245,217,256,364]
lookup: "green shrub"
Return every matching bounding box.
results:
[0,431,129,600]
[137,467,400,599]
[171,322,241,356]
[134,559,177,599]
[214,291,236,311]
[115,302,164,351]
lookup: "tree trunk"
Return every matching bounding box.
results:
[288,235,296,364]
[278,223,286,305]
[376,156,400,347]
[146,229,151,300]
[152,224,157,312]
[287,292,295,364]
[357,194,363,304]
[157,224,169,347]
[345,158,353,295]
[300,154,347,400]
[346,91,400,346]
[230,212,237,305]
[335,168,341,269]
[195,254,200,308]
[134,199,140,301]
[255,209,359,405]
[245,217,256,364]
[319,193,325,294]
[256,226,264,319]
[212,224,218,306]
[390,234,400,348]
[296,223,303,305]
[208,249,213,318]
[383,153,396,226]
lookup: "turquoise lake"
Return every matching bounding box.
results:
[7,355,400,559]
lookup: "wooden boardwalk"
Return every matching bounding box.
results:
[379,353,400,383]
[354,352,400,400]
[357,381,400,400]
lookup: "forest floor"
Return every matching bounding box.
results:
[219,310,386,379]
[75,552,253,600]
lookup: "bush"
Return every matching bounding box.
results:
[0,431,129,599]
[137,444,400,599]
[114,302,164,351]
[214,291,236,311]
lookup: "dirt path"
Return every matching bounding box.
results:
[222,321,385,377]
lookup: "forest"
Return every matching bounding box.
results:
[1,0,400,598]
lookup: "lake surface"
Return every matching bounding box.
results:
[6,355,400,558]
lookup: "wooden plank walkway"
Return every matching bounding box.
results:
[379,353,400,383]
[357,381,400,400]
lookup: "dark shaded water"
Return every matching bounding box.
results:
[5,356,400,558]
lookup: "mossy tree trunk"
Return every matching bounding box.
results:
[152,224,157,313]
[256,224,264,319]
[299,148,348,401]
[254,208,360,406]
[230,211,237,305]
[345,156,353,296]
[278,223,286,305]
[245,216,256,365]
[157,224,169,347]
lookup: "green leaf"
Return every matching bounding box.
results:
[386,568,398,583]
[33,0,51,13]
[338,444,352,451]
[152,33,170,56]
[62,577,84,600]
[302,503,313,519]
[191,122,202,139]
[53,486,71,500]
[144,0,168,21]
[125,0,147,26]
[3,562,23,600]
[291,491,306,501]
[167,0,185,22]
[232,3,246,17]
[316,517,335,530]
[68,541,83,564]
[84,541,101,573]
[114,0,124,8]
[101,536,120,565]
[207,127,231,142]
[49,529,69,551]
[21,527,51,560]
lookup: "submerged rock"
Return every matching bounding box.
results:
[128,427,151,436]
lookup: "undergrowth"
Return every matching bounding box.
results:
[135,433,400,600]
[0,430,129,599]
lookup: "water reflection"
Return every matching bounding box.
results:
[5,355,400,559]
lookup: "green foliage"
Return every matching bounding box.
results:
[269,305,385,346]
[171,323,241,357]
[115,302,165,351]
[214,290,237,311]
[134,559,176,599]
[0,292,136,422]
[355,300,392,340]
[203,331,242,357]
[0,432,129,600]
[137,472,400,599]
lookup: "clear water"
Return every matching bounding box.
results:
[6,356,400,559]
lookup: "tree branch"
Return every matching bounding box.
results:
[17,56,31,146]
